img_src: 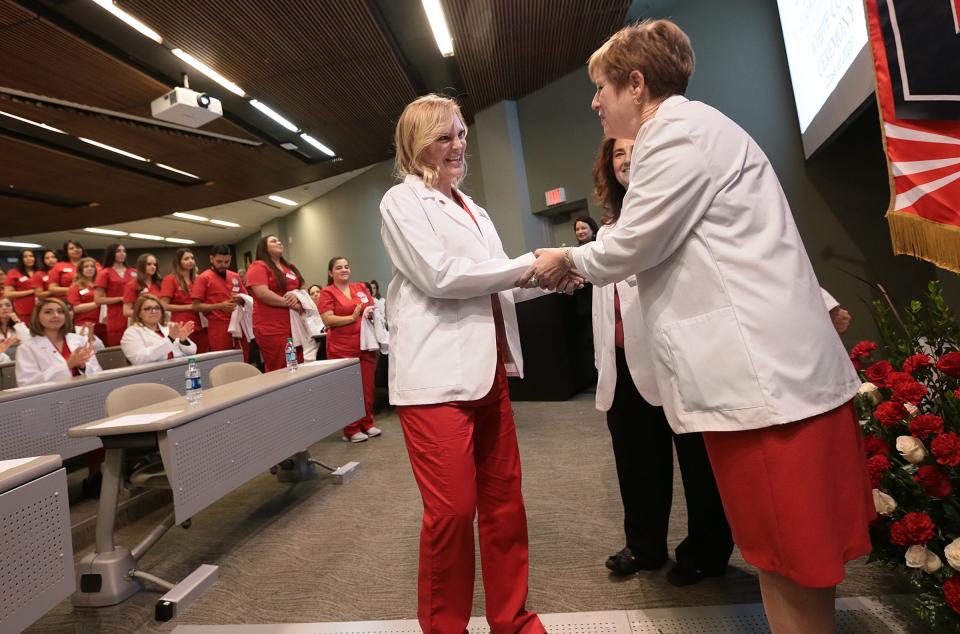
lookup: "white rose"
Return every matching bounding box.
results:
[904,403,919,418]
[896,435,928,464]
[872,489,897,516]
[944,538,960,570]
[906,545,942,573]
[924,551,943,574]
[858,382,882,405]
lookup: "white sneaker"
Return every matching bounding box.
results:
[364,426,382,438]
[343,431,369,443]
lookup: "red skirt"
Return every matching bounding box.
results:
[702,400,874,588]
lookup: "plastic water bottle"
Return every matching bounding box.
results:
[185,358,203,404]
[284,338,298,371]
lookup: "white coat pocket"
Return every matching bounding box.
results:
[659,306,764,414]
[396,316,461,391]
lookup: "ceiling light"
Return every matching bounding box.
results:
[165,237,195,244]
[79,137,147,161]
[173,212,209,222]
[421,0,454,57]
[0,110,64,133]
[209,219,241,227]
[0,240,42,248]
[84,227,128,236]
[129,232,165,240]
[268,195,297,206]
[299,133,335,157]
[171,49,246,97]
[91,0,163,44]
[156,163,199,179]
[250,100,298,132]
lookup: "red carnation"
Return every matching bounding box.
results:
[938,351,960,378]
[932,432,960,467]
[886,371,914,387]
[850,340,877,361]
[945,576,960,614]
[909,414,944,440]
[867,454,891,488]
[915,465,953,498]
[865,360,894,387]
[873,401,908,427]
[891,380,928,405]
[864,435,889,457]
[889,512,936,546]
[903,354,933,375]
[956,388,960,400]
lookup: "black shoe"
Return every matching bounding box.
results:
[81,471,103,499]
[605,547,666,575]
[666,561,727,587]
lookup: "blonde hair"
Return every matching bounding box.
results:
[29,297,73,337]
[73,257,98,289]
[393,94,467,189]
[131,294,167,328]
[588,19,695,99]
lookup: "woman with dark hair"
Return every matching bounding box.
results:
[573,215,599,245]
[121,294,197,365]
[15,297,101,385]
[368,279,386,314]
[318,256,380,442]
[95,243,135,346]
[32,249,59,300]
[49,240,91,297]
[123,253,161,318]
[591,137,733,583]
[245,235,305,371]
[4,249,39,322]
[160,249,208,353]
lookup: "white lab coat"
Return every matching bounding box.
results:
[120,323,197,365]
[573,96,859,434]
[0,322,30,364]
[15,332,103,386]
[380,174,538,405]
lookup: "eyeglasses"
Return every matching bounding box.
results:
[141,306,162,313]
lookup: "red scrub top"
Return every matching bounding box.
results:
[191,269,247,323]
[6,269,37,321]
[123,278,161,304]
[318,283,373,358]
[59,340,80,377]
[160,273,202,328]
[245,260,300,336]
[50,261,96,289]
[95,266,136,324]
[32,270,51,293]
[66,285,99,327]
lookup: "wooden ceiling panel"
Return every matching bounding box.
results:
[444,0,629,112]
[0,1,33,27]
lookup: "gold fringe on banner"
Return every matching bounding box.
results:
[888,210,960,274]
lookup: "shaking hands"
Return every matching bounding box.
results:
[517,247,586,294]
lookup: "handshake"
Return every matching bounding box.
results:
[516,247,586,294]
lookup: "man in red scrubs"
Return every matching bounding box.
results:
[191,245,248,360]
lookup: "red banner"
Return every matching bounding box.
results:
[866,0,960,271]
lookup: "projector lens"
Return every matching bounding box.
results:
[197,94,211,108]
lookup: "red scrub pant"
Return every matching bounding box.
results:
[256,331,302,372]
[104,319,126,347]
[206,320,248,361]
[397,361,544,634]
[340,350,378,437]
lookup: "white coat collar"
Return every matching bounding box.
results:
[655,94,689,117]
[403,174,486,246]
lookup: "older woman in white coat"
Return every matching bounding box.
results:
[120,294,197,365]
[380,94,551,634]
[15,297,102,386]
[525,20,872,634]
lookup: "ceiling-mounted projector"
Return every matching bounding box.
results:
[151,87,222,128]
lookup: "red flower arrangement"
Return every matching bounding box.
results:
[932,433,960,467]
[915,465,953,498]
[864,434,890,456]
[874,401,908,426]
[865,360,894,386]
[890,512,936,546]
[891,380,928,405]
[903,353,933,375]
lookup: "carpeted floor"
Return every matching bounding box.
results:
[26,393,905,633]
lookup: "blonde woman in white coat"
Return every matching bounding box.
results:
[15,297,101,386]
[121,294,196,365]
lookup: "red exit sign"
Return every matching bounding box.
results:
[545,187,566,206]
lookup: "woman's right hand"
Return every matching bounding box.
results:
[178,321,196,340]
[67,343,94,369]
[168,323,182,340]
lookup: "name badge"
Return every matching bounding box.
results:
[19,276,27,282]
[42,275,49,282]
[358,292,369,304]
[140,287,149,295]
[63,267,73,273]
[79,288,90,296]
[285,272,297,280]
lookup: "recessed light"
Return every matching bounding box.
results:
[250,100,299,132]
[165,237,195,244]
[91,0,163,44]
[268,195,297,206]
[209,219,241,227]
[422,0,455,57]
[0,110,64,133]
[79,138,147,161]
[0,240,43,248]
[156,163,199,179]
[171,49,246,97]
[173,212,209,222]
[84,227,128,236]
[299,133,335,157]
[129,233,165,240]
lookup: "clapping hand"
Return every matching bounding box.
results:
[178,321,196,340]
[66,342,95,369]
